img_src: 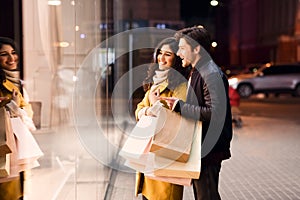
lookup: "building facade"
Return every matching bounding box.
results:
[228,0,299,65]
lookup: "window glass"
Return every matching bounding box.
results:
[23,1,186,199]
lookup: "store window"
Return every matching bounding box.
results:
[22,0,184,199]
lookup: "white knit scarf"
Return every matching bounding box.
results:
[151,68,169,92]
[3,69,21,88]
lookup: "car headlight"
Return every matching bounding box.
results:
[228,77,238,89]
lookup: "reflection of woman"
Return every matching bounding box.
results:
[135,37,190,200]
[0,37,36,200]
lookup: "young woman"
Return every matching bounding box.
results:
[134,37,190,200]
[0,37,36,200]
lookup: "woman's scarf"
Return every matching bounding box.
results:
[150,67,169,93]
[2,69,21,89]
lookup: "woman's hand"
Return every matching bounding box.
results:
[149,88,160,105]
[12,89,20,105]
[145,107,155,117]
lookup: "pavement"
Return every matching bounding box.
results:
[25,113,300,200]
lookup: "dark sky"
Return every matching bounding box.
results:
[180,0,213,20]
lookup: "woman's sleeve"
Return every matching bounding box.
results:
[7,87,36,131]
[172,82,187,102]
[20,88,34,118]
[135,90,150,120]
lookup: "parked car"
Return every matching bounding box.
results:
[241,63,266,74]
[228,63,300,98]
[220,64,244,78]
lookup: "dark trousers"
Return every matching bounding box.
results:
[192,163,222,200]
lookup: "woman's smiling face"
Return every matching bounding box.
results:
[0,44,19,71]
[157,44,176,69]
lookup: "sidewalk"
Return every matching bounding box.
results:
[28,115,300,200]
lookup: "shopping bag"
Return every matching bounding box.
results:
[145,172,192,186]
[18,160,40,172]
[0,111,20,183]
[119,115,157,163]
[0,154,10,177]
[124,159,192,186]
[10,117,44,165]
[0,107,12,156]
[123,139,156,173]
[0,115,44,183]
[153,121,201,178]
[150,107,197,163]
[125,121,201,179]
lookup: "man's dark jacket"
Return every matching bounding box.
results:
[175,57,233,166]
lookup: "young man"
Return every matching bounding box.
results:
[161,26,233,200]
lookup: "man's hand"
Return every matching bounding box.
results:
[160,97,178,110]
[0,96,9,103]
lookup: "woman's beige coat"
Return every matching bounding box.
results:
[134,81,187,200]
[0,79,35,200]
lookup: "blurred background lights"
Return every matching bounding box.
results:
[80,33,86,39]
[210,0,219,6]
[99,23,107,30]
[59,42,70,48]
[72,75,78,82]
[211,41,218,48]
[156,24,166,29]
[48,0,61,6]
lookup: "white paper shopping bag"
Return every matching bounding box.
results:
[125,159,191,186]
[125,121,201,179]
[10,117,44,165]
[0,107,13,156]
[0,112,20,183]
[119,115,158,162]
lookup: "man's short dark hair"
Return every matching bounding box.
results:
[175,25,212,54]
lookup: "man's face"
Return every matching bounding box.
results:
[177,38,197,67]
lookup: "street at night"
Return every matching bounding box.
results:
[106,93,300,199]
[240,94,300,123]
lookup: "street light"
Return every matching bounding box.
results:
[211,41,218,48]
[210,0,219,7]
